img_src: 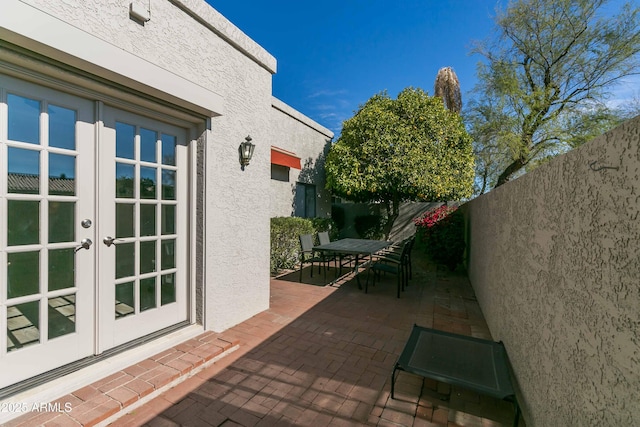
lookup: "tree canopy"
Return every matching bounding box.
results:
[468,0,640,190]
[325,87,474,232]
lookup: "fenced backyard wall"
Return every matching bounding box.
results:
[333,201,440,240]
[463,116,640,426]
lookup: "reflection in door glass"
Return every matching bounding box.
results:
[7,251,40,298]
[161,134,176,166]
[115,282,135,318]
[116,122,135,160]
[48,295,75,339]
[49,201,75,243]
[8,200,40,246]
[162,170,175,200]
[140,204,156,236]
[140,167,156,199]
[49,153,76,196]
[49,248,75,291]
[116,203,135,238]
[140,277,156,312]
[108,120,183,326]
[161,273,176,305]
[7,301,40,352]
[116,163,135,198]
[116,242,135,279]
[140,240,156,274]
[8,147,40,194]
[161,239,175,270]
[48,104,76,150]
[8,94,40,145]
[140,128,157,163]
[161,205,175,235]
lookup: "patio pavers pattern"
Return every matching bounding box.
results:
[7,255,523,426]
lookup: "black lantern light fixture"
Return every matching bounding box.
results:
[238,135,255,169]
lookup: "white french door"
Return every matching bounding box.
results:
[0,75,189,388]
[98,107,188,350]
[0,75,95,388]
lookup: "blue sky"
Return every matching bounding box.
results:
[208,0,498,135]
[208,0,638,136]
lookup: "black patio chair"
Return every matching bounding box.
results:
[318,231,353,276]
[299,234,326,282]
[369,239,411,298]
[406,235,415,279]
[377,235,415,280]
[316,231,336,273]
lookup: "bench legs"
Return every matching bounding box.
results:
[511,397,520,427]
[392,365,520,427]
[390,363,399,399]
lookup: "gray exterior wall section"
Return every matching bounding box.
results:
[269,98,333,218]
[464,115,640,426]
[17,0,276,331]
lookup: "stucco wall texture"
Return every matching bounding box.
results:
[269,98,333,218]
[464,116,640,426]
[18,0,280,331]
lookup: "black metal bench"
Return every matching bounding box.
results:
[391,324,520,427]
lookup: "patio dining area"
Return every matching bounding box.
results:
[107,255,522,427]
[7,254,523,427]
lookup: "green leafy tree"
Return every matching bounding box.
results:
[469,0,640,188]
[325,87,474,237]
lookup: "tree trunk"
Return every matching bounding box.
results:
[382,195,400,240]
[495,157,526,187]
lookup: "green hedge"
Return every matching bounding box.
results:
[310,218,340,241]
[270,217,338,274]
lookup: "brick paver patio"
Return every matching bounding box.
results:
[7,254,524,427]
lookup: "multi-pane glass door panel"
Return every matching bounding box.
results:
[1,76,188,388]
[113,123,177,318]
[100,107,186,350]
[1,76,94,388]
[5,94,78,352]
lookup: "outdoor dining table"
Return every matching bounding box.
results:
[313,238,392,289]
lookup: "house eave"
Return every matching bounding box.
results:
[0,0,224,118]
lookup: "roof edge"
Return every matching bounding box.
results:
[271,97,334,139]
[170,0,277,74]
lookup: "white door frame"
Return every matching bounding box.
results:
[97,105,189,352]
[0,75,96,387]
[0,69,200,388]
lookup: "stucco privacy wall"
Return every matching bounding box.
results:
[270,98,334,218]
[12,0,277,331]
[464,116,640,426]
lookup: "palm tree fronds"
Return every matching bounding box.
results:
[435,66,463,113]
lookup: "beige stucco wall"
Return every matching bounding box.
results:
[12,0,277,331]
[464,116,640,426]
[269,98,333,218]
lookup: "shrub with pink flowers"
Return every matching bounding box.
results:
[413,205,458,230]
[414,205,465,271]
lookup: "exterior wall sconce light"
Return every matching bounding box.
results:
[239,135,255,170]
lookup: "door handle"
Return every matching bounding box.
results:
[103,236,124,247]
[75,238,93,252]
